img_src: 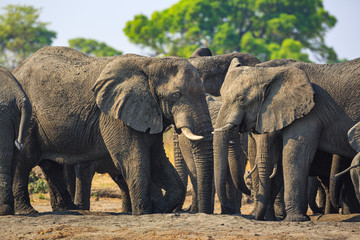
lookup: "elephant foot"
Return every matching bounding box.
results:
[15,204,38,215]
[283,213,310,222]
[74,204,89,211]
[121,205,132,213]
[220,204,236,214]
[52,203,79,212]
[0,204,14,215]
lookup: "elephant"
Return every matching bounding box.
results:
[172,48,260,212]
[188,48,261,96]
[214,57,360,221]
[12,46,214,215]
[335,122,360,203]
[64,160,130,212]
[43,47,259,214]
[174,94,250,213]
[0,66,32,215]
[64,158,165,213]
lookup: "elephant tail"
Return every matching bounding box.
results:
[15,97,32,150]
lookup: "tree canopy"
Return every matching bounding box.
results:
[0,5,56,70]
[124,0,338,62]
[68,38,123,57]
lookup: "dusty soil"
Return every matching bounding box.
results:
[1,173,359,240]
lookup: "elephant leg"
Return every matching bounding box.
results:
[274,187,285,219]
[173,131,189,212]
[317,183,326,210]
[72,161,97,210]
[350,154,360,203]
[317,175,337,214]
[100,119,154,215]
[282,126,320,222]
[39,160,77,212]
[109,173,132,213]
[64,164,76,201]
[308,176,323,214]
[267,163,284,221]
[247,133,258,215]
[150,136,186,213]
[0,125,15,215]
[341,173,360,214]
[12,153,38,214]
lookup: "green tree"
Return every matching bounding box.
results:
[68,38,123,57]
[124,0,337,62]
[0,5,56,70]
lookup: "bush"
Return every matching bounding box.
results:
[28,171,48,194]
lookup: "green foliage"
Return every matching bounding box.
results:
[28,172,48,194]
[68,38,123,57]
[124,0,338,62]
[0,5,56,70]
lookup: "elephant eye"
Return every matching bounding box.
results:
[238,96,245,103]
[171,92,181,100]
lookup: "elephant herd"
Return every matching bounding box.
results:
[0,46,359,222]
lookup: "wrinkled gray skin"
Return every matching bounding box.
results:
[214,58,360,221]
[189,48,261,97]
[12,46,214,215]
[58,48,259,213]
[247,132,285,220]
[345,122,360,203]
[64,160,130,211]
[308,151,337,215]
[0,66,32,215]
[173,48,259,212]
[65,159,164,212]
[174,94,250,213]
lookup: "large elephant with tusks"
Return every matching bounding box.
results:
[12,47,214,215]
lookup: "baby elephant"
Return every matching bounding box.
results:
[335,123,360,203]
[0,66,32,215]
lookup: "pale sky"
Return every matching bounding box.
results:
[1,0,359,62]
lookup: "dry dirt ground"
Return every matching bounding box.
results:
[0,173,359,240]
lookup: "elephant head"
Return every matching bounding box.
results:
[93,56,210,137]
[213,58,315,219]
[92,55,214,213]
[189,48,261,96]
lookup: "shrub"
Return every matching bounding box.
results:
[28,171,48,194]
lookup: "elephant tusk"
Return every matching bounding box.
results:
[333,163,360,178]
[181,127,204,141]
[214,123,235,132]
[269,163,278,179]
[245,164,257,179]
[14,139,23,151]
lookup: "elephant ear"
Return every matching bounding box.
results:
[92,57,163,134]
[256,67,315,133]
[348,123,360,152]
[229,58,242,70]
[190,47,213,58]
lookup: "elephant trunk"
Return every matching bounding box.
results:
[228,128,251,196]
[191,117,214,213]
[255,153,273,220]
[214,107,244,213]
[214,127,232,213]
